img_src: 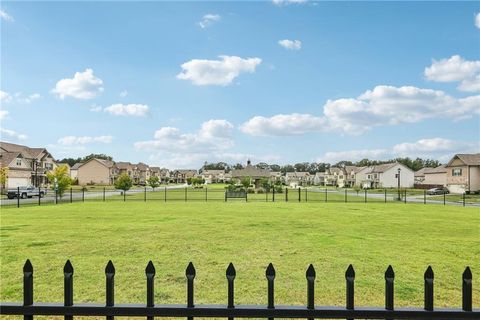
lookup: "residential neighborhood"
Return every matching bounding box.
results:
[1,141,479,194]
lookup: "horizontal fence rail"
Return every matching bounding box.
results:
[0,260,478,319]
[1,186,479,208]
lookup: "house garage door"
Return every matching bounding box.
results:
[448,184,465,194]
[7,177,30,189]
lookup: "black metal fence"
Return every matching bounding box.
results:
[0,260,477,319]
[1,186,478,208]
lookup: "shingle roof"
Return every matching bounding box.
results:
[0,151,22,167]
[231,165,270,178]
[71,163,82,170]
[414,167,427,177]
[447,153,480,166]
[115,162,133,170]
[0,141,51,160]
[424,165,447,174]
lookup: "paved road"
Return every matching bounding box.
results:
[0,184,187,206]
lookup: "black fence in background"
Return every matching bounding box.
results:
[1,186,478,208]
[0,259,477,319]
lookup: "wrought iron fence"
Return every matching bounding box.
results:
[0,259,478,319]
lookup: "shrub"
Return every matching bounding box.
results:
[247,188,255,194]
[257,189,264,194]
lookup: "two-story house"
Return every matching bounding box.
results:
[355,163,414,188]
[171,169,197,183]
[445,154,480,194]
[285,172,311,188]
[77,158,118,185]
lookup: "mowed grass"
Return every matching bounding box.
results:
[1,202,479,312]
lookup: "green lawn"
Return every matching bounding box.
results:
[1,202,478,312]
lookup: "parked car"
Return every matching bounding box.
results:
[426,187,449,195]
[6,186,46,199]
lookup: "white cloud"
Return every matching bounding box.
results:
[18,93,42,104]
[272,0,307,6]
[57,135,113,146]
[177,55,262,86]
[0,90,12,103]
[0,128,27,141]
[90,104,103,112]
[240,113,325,136]
[242,85,480,136]
[198,14,220,28]
[278,39,302,50]
[52,68,104,99]
[135,119,234,153]
[424,55,480,92]
[0,9,14,22]
[316,138,479,163]
[104,103,149,117]
[475,12,480,29]
[0,110,9,120]
[119,90,128,98]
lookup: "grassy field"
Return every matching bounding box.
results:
[1,202,479,314]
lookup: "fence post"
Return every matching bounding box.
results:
[144,187,147,202]
[55,188,58,205]
[23,259,33,320]
[266,190,268,202]
[346,264,355,319]
[70,188,73,204]
[424,266,434,311]
[364,189,367,203]
[64,260,74,320]
[345,188,347,203]
[185,187,187,202]
[424,189,426,204]
[273,186,275,202]
[103,187,106,202]
[305,188,308,202]
[298,187,301,202]
[385,265,395,316]
[325,188,327,202]
[225,191,227,202]
[105,261,115,320]
[82,188,85,202]
[226,263,236,320]
[266,263,275,320]
[463,267,472,311]
[146,261,155,320]
[463,192,466,207]
[165,186,167,203]
[17,186,20,208]
[385,189,387,203]
[404,189,407,204]
[306,264,315,320]
[285,188,288,202]
[186,262,196,320]
[205,187,207,202]
[443,192,446,205]
[123,189,126,202]
[38,186,41,206]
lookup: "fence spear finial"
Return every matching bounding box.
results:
[266,263,276,280]
[105,260,115,275]
[64,260,74,275]
[345,264,355,280]
[186,262,196,279]
[145,260,156,276]
[23,259,33,274]
[306,264,316,280]
[226,262,236,280]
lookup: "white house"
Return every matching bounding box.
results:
[356,163,414,188]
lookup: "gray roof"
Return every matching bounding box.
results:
[115,162,133,170]
[0,151,22,167]
[447,153,480,166]
[424,165,447,174]
[71,163,82,170]
[231,164,270,178]
[414,167,427,177]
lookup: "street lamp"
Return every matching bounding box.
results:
[33,159,38,187]
[397,168,401,201]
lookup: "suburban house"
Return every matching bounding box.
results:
[77,158,118,185]
[231,160,271,188]
[445,153,480,194]
[115,162,135,178]
[324,167,344,187]
[269,171,283,183]
[171,169,197,183]
[414,167,427,185]
[201,169,229,184]
[344,166,364,188]
[355,163,414,188]
[285,172,311,188]
[158,168,170,183]
[0,141,57,188]
[70,163,82,181]
[133,162,150,185]
[423,165,447,187]
[313,172,325,186]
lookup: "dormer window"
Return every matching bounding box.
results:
[16,158,22,166]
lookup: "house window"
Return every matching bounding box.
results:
[45,163,53,170]
[16,158,22,166]
[452,168,462,176]
[367,174,371,179]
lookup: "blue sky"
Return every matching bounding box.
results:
[1,1,479,168]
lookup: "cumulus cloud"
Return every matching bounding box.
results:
[272,0,307,6]
[57,135,113,146]
[18,93,42,104]
[104,103,149,117]
[177,55,262,86]
[198,14,220,28]
[424,55,480,92]
[316,138,479,163]
[0,9,14,22]
[476,12,480,29]
[278,39,302,50]
[240,113,325,136]
[52,68,104,99]
[0,90,12,103]
[242,85,480,136]
[135,119,234,153]
[0,110,9,120]
[0,128,27,141]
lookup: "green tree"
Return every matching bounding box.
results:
[114,173,133,191]
[0,167,8,190]
[260,178,271,192]
[241,177,251,189]
[46,164,72,197]
[147,176,160,191]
